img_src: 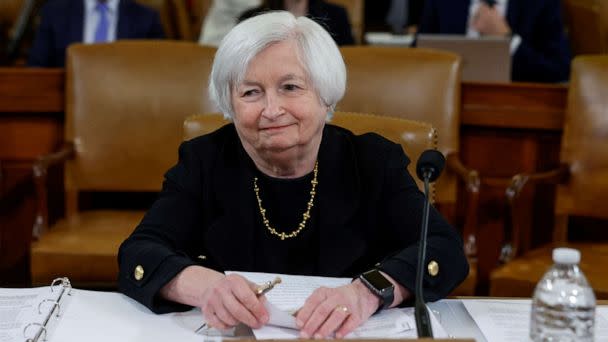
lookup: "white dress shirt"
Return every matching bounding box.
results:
[83,0,120,43]
[466,0,521,54]
[199,0,260,46]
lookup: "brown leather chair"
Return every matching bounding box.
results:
[184,112,438,196]
[490,55,608,298]
[563,0,608,55]
[136,0,193,40]
[327,0,364,44]
[338,46,479,295]
[30,41,217,287]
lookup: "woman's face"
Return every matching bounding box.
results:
[231,39,327,154]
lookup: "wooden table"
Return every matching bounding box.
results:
[0,69,568,292]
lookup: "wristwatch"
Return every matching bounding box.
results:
[358,269,395,312]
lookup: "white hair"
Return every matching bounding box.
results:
[208,11,346,119]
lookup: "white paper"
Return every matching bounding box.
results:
[264,300,297,329]
[252,306,448,340]
[0,287,61,342]
[52,289,205,342]
[227,271,351,311]
[228,271,448,339]
[364,32,415,46]
[463,299,608,342]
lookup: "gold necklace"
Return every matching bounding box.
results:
[253,161,318,240]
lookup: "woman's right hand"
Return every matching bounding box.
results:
[199,273,269,329]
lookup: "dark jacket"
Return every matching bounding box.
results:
[118,124,468,313]
[239,0,354,46]
[418,0,571,83]
[28,0,164,67]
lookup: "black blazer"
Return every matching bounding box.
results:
[118,124,468,313]
[28,0,164,67]
[418,0,571,83]
[239,0,354,46]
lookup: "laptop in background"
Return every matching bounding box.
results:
[416,34,511,83]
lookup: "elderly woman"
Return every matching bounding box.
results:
[118,11,468,339]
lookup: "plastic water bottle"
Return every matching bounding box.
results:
[530,248,596,342]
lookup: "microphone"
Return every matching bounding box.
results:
[414,149,446,338]
[483,0,497,7]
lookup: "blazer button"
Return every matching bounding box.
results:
[427,260,439,277]
[134,265,145,281]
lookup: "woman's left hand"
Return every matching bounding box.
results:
[295,280,380,339]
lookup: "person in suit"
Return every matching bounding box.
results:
[118,11,468,338]
[27,0,164,67]
[418,0,571,83]
[239,0,355,45]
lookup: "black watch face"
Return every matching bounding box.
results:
[364,270,393,290]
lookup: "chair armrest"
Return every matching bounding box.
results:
[32,143,75,239]
[499,164,570,263]
[446,152,481,193]
[446,152,481,261]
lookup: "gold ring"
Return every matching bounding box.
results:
[335,305,349,313]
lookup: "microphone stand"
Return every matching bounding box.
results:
[415,170,433,337]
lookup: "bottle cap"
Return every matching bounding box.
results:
[552,248,581,264]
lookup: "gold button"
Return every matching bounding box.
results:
[134,265,144,281]
[427,260,439,277]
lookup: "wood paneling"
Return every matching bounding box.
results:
[0,68,63,286]
[0,69,568,292]
[0,68,64,112]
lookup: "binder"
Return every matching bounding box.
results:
[22,277,72,342]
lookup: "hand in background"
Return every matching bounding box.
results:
[199,273,269,329]
[472,3,511,36]
[295,280,380,339]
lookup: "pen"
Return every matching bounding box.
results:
[194,276,282,333]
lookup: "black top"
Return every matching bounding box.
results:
[239,0,355,46]
[252,169,320,275]
[118,124,469,313]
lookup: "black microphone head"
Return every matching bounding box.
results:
[416,150,446,182]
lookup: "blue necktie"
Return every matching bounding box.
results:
[94,1,109,43]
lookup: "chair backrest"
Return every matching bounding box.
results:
[558,55,608,219]
[183,112,438,196]
[563,0,608,55]
[327,0,364,44]
[65,41,217,213]
[338,46,461,204]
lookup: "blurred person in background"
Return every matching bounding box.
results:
[239,0,355,45]
[28,0,164,67]
[418,0,571,83]
[199,0,259,46]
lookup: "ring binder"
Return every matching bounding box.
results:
[23,323,46,342]
[37,299,61,316]
[22,277,72,342]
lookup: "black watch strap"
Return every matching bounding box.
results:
[358,269,395,312]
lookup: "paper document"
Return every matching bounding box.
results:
[463,299,608,342]
[227,271,351,311]
[228,271,448,339]
[0,287,61,342]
